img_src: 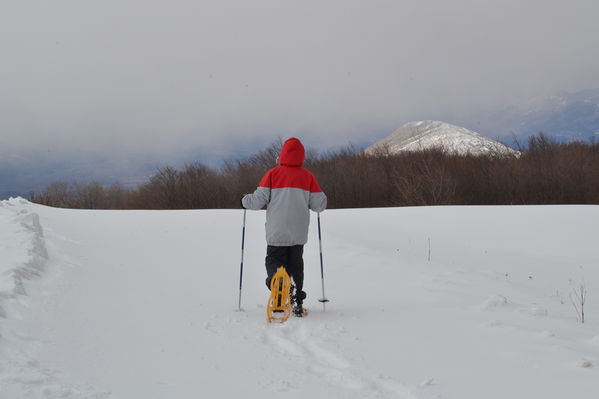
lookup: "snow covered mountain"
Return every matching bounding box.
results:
[365,120,521,157]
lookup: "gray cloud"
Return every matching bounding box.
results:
[2,0,599,164]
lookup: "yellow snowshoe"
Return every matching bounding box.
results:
[267,267,291,323]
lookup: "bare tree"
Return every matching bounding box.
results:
[570,283,587,324]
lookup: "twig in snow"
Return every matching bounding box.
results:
[569,283,587,324]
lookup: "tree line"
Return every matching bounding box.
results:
[30,134,599,209]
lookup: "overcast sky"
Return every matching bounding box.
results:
[2,0,599,164]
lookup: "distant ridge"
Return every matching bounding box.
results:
[471,88,599,143]
[365,121,521,157]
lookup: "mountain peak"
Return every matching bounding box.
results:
[365,120,520,157]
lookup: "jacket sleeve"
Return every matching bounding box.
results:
[308,175,327,212]
[241,171,271,210]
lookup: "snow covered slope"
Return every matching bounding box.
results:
[365,120,521,157]
[1,198,598,398]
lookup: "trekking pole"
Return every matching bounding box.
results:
[317,212,330,311]
[238,209,247,311]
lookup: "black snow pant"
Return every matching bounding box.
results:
[265,245,304,304]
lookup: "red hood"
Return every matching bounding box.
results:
[279,138,305,167]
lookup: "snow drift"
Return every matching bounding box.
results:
[0,198,48,317]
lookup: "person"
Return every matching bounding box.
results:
[241,137,327,316]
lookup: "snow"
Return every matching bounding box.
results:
[1,198,598,398]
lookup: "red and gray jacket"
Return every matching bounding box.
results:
[242,138,327,246]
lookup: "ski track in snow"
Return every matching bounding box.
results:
[202,309,419,399]
[200,306,419,398]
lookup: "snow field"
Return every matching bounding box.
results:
[0,199,598,398]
